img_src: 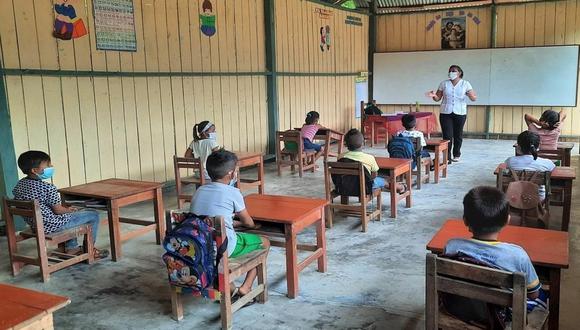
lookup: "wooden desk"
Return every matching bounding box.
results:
[495,164,576,231]
[244,194,328,299]
[427,219,569,330]
[234,152,265,194]
[375,157,412,218]
[315,128,344,159]
[0,283,70,330]
[425,139,449,183]
[513,142,574,166]
[60,178,165,261]
[362,112,437,147]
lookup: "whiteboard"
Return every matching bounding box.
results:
[373,46,579,106]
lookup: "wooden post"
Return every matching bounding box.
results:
[264,0,278,155]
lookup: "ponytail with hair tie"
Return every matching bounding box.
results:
[193,124,200,141]
[530,142,538,160]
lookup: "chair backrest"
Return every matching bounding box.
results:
[425,253,527,330]
[276,130,304,154]
[324,159,372,199]
[497,169,551,197]
[173,156,206,184]
[2,198,43,233]
[537,148,566,166]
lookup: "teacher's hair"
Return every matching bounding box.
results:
[449,65,464,78]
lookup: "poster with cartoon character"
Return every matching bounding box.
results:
[200,0,216,37]
[53,0,87,40]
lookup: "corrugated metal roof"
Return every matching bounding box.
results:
[323,0,485,9]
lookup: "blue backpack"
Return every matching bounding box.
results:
[162,212,228,299]
[387,134,417,168]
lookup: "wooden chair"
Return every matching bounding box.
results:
[324,160,382,232]
[3,198,94,282]
[426,253,548,330]
[173,156,206,209]
[537,149,567,166]
[410,137,430,190]
[275,130,317,177]
[167,212,268,330]
[497,169,551,228]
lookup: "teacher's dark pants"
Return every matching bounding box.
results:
[440,113,467,159]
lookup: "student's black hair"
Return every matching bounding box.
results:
[305,111,320,125]
[17,150,51,175]
[344,128,364,151]
[517,130,540,160]
[463,186,509,236]
[206,149,238,181]
[192,120,212,142]
[401,114,417,130]
[449,64,464,78]
[539,109,560,130]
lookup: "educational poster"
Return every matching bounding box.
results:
[53,0,88,40]
[200,0,216,37]
[441,16,466,49]
[93,0,137,51]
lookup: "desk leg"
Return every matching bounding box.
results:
[154,187,165,244]
[389,170,397,218]
[370,122,375,147]
[285,224,298,299]
[316,209,327,273]
[549,268,561,330]
[442,146,448,178]
[405,169,412,208]
[562,182,572,232]
[564,151,571,167]
[337,135,344,155]
[107,200,122,261]
[258,158,265,194]
[433,146,440,184]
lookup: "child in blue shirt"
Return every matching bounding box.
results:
[445,186,548,312]
[12,151,108,259]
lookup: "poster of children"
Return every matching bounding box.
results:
[319,25,331,52]
[53,0,87,40]
[441,16,465,49]
[200,0,216,37]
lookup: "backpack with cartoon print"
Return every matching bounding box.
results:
[162,212,228,299]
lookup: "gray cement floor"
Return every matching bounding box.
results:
[1,139,579,329]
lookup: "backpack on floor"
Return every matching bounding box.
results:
[162,212,227,299]
[387,134,417,169]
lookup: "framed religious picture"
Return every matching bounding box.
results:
[441,16,466,49]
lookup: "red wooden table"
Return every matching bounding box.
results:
[494,163,576,231]
[0,283,70,329]
[375,157,412,218]
[60,178,165,261]
[427,219,569,330]
[362,112,437,147]
[244,194,328,299]
[425,139,449,183]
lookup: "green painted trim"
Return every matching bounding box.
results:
[265,0,278,155]
[0,68,271,78]
[368,0,377,102]
[277,72,360,77]
[306,0,370,15]
[0,64,21,228]
[485,4,497,139]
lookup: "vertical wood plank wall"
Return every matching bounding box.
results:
[375,2,580,136]
[0,0,267,187]
[275,1,369,132]
[375,8,490,133]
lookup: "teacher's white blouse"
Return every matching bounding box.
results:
[437,79,474,115]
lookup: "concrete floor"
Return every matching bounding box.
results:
[1,139,579,330]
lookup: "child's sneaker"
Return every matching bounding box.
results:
[527,289,549,312]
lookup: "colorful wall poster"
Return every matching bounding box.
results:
[93,0,137,51]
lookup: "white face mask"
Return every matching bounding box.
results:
[448,72,459,80]
[208,132,217,140]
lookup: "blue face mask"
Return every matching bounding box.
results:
[36,167,54,180]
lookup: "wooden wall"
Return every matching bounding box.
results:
[275,0,368,132]
[0,0,267,187]
[492,1,580,136]
[375,8,491,133]
[375,2,580,136]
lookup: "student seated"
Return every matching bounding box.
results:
[184,120,221,174]
[364,100,382,115]
[524,109,566,150]
[341,128,406,193]
[12,151,109,259]
[397,113,433,169]
[445,186,548,312]
[300,111,324,157]
[189,150,270,303]
[506,131,555,200]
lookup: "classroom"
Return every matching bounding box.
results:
[0,0,578,329]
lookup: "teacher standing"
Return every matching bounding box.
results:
[427,65,477,162]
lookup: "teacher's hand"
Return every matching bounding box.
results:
[426,90,437,98]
